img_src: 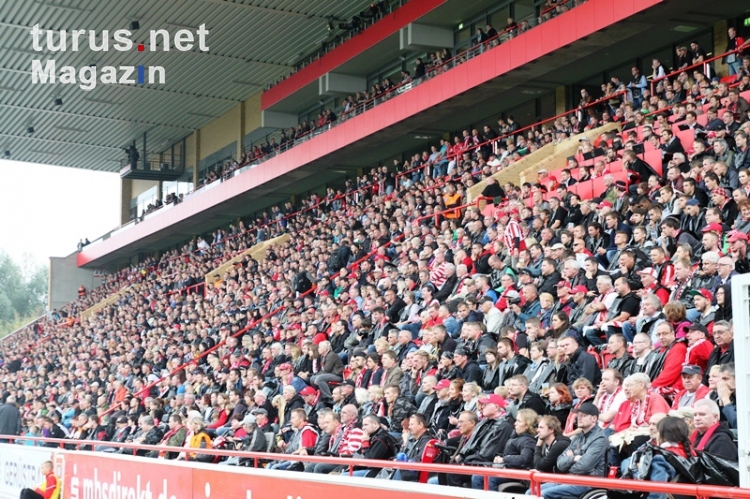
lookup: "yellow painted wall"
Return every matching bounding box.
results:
[200,105,240,158]
[131,179,159,198]
[714,21,728,77]
[244,92,262,136]
[185,132,196,172]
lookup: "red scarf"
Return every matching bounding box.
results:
[597,387,622,428]
[630,392,652,427]
[692,422,720,451]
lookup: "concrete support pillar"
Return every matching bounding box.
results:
[714,20,728,77]
[120,178,133,225]
[157,181,163,202]
[238,102,246,159]
[400,23,453,51]
[319,72,367,96]
[556,86,568,115]
[193,129,200,186]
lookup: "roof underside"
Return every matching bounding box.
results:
[0,0,376,171]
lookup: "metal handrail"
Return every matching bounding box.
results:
[2,435,746,498]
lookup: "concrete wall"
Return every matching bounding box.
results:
[49,252,103,311]
[200,105,240,160]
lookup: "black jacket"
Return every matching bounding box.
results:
[357,428,397,477]
[507,391,547,422]
[566,347,601,389]
[461,417,515,465]
[533,435,571,472]
[500,432,537,469]
[703,342,734,385]
[693,424,738,461]
[0,403,21,436]
[457,360,483,384]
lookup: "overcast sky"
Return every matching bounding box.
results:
[0,159,121,266]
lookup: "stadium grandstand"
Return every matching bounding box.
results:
[2,0,750,498]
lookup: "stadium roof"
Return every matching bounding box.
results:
[0,0,376,171]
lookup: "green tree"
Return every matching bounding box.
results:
[0,251,48,338]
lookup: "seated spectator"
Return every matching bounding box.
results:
[533,415,571,473]
[538,402,607,499]
[471,408,538,489]
[691,398,738,461]
[671,364,709,410]
[268,408,319,471]
[184,416,211,462]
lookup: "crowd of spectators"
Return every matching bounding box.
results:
[1,27,750,498]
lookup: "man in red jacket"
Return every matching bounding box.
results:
[651,322,686,392]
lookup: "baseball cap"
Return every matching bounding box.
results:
[685,198,700,207]
[477,394,506,408]
[551,243,566,250]
[434,379,451,390]
[571,285,588,295]
[241,414,257,425]
[686,323,708,335]
[556,280,571,288]
[701,223,723,235]
[572,402,600,417]
[636,267,657,278]
[688,289,713,302]
[598,200,613,209]
[299,386,317,397]
[728,231,749,243]
[341,379,356,388]
[251,408,268,416]
[277,363,293,372]
[681,364,702,376]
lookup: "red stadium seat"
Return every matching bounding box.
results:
[676,128,694,152]
[644,149,663,177]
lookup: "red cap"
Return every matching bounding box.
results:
[701,223,723,235]
[509,208,520,215]
[478,393,506,408]
[556,280,571,288]
[598,201,613,209]
[299,386,317,397]
[547,175,557,182]
[434,379,452,390]
[571,285,588,295]
[711,188,727,198]
[278,363,293,372]
[318,290,330,296]
[728,231,749,243]
[689,289,714,303]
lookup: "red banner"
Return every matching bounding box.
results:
[63,451,502,499]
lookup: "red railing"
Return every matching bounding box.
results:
[3,436,746,498]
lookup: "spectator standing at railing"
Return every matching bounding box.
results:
[0,395,21,442]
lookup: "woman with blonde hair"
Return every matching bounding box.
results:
[185,416,213,462]
[365,385,386,416]
[272,394,287,427]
